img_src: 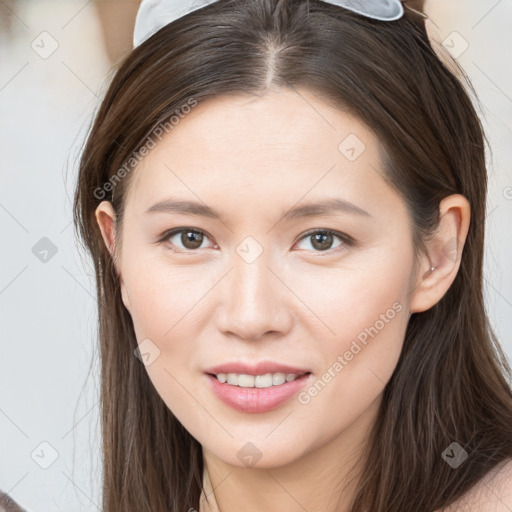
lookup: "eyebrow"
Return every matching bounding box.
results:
[145,197,371,221]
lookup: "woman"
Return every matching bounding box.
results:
[71,0,512,510]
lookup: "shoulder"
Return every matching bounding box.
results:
[439,458,512,512]
[0,490,28,512]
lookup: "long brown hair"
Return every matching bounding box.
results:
[73,0,512,510]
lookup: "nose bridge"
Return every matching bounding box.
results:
[233,244,272,305]
[217,238,291,339]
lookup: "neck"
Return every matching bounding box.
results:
[200,394,381,512]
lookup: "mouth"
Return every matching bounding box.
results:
[206,371,312,388]
[205,371,313,413]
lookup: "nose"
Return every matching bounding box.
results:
[215,248,293,341]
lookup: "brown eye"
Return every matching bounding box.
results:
[166,229,211,251]
[295,229,350,254]
[310,232,335,251]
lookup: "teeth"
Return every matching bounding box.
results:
[273,373,286,385]
[215,372,304,388]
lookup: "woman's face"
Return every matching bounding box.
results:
[98,87,421,469]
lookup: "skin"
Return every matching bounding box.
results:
[96,86,471,512]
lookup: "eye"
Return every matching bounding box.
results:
[162,228,216,252]
[158,228,353,255]
[294,229,352,255]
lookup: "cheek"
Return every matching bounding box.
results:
[320,269,411,356]
[120,248,215,341]
[120,252,213,415]
[295,251,413,420]
[119,250,223,409]
[289,241,413,346]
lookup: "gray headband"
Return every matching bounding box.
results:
[133,0,404,47]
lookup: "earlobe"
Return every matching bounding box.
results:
[410,194,471,314]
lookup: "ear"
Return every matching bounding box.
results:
[409,194,471,314]
[95,200,131,312]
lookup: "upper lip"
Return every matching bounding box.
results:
[205,361,311,376]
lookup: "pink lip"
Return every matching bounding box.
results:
[204,361,311,376]
[205,373,312,413]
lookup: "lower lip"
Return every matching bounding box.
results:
[205,373,312,413]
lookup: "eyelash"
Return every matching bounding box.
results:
[157,227,355,256]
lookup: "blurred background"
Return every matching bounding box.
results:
[0,1,511,510]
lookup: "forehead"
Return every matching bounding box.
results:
[124,87,393,216]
